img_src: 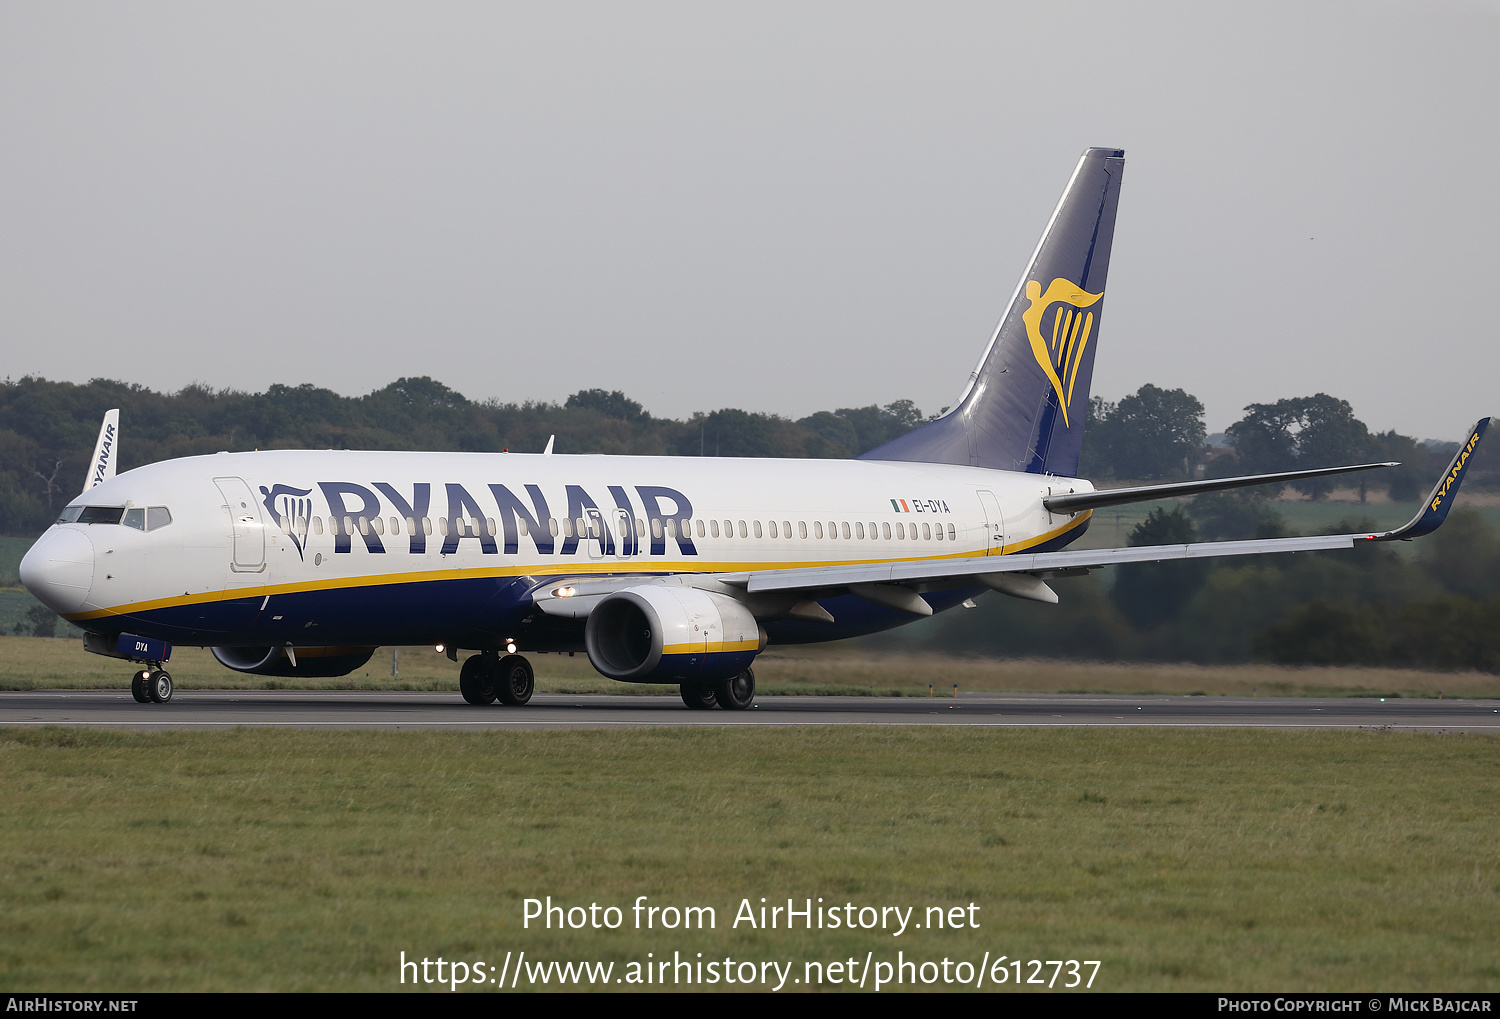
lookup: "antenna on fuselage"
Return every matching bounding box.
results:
[82,409,120,494]
[543,434,555,455]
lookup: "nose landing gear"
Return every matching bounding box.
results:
[130,666,173,704]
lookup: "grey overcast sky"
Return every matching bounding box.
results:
[2,1,1496,440]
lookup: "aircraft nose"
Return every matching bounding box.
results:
[19,528,95,615]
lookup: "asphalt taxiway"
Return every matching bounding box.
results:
[1,690,1497,732]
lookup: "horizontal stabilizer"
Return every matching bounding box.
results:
[1043,461,1398,514]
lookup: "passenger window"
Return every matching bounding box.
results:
[841,522,851,539]
[753,521,762,538]
[637,518,646,536]
[123,507,146,530]
[484,517,494,536]
[738,520,748,538]
[518,518,529,537]
[389,517,400,535]
[405,516,416,534]
[696,519,705,538]
[935,522,943,541]
[854,522,864,540]
[549,518,560,537]
[666,519,677,538]
[710,519,720,538]
[882,522,891,540]
[895,522,904,540]
[869,522,878,539]
[346,516,357,536]
[783,520,791,537]
[814,521,824,539]
[651,518,663,539]
[947,523,957,541]
[923,523,932,540]
[680,518,690,537]
[371,517,384,536]
[423,517,433,536]
[799,521,808,539]
[438,517,449,536]
[311,516,323,535]
[768,521,778,539]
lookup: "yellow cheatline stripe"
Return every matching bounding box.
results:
[64,511,1091,621]
[662,639,760,655]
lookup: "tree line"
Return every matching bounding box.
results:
[5,374,1496,670]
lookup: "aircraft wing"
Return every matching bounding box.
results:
[531,418,1489,618]
[729,417,1491,606]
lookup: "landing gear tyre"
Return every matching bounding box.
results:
[147,669,173,704]
[130,670,151,704]
[713,668,755,711]
[680,683,718,710]
[459,655,497,705]
[495,654,534,706]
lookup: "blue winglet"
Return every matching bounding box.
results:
[1371,418,1490,541]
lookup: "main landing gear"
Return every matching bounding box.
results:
[680,668,755,711]
[130,666,173,704]
[460,653,534,707]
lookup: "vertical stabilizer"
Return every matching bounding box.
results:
[860,147,1124,475]
[82,409,120,494]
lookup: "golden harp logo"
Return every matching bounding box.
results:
[1021,278,1103,427]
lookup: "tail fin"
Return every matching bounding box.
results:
[82,409,120,494]
[860,147,1124,475]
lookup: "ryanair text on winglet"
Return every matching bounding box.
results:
[1432,430,1483,512]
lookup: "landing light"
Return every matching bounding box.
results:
[506,641,518,654]
[434,644,445,654]
[553,585,577,598]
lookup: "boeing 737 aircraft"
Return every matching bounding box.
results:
[18,148,1490,708]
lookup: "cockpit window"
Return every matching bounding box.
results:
[76,506,125,525]
[62,505,172,529]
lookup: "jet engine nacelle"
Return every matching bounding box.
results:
[210,645,377,677]
[584,586,763,683]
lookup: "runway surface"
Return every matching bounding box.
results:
[2,690,1498,732]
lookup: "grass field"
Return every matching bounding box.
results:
[3,633,1498,699]
[0,726,1495,992]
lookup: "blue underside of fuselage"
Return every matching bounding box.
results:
[81,519,1088,655]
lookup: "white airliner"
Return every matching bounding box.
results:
[18,148,1489,708]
